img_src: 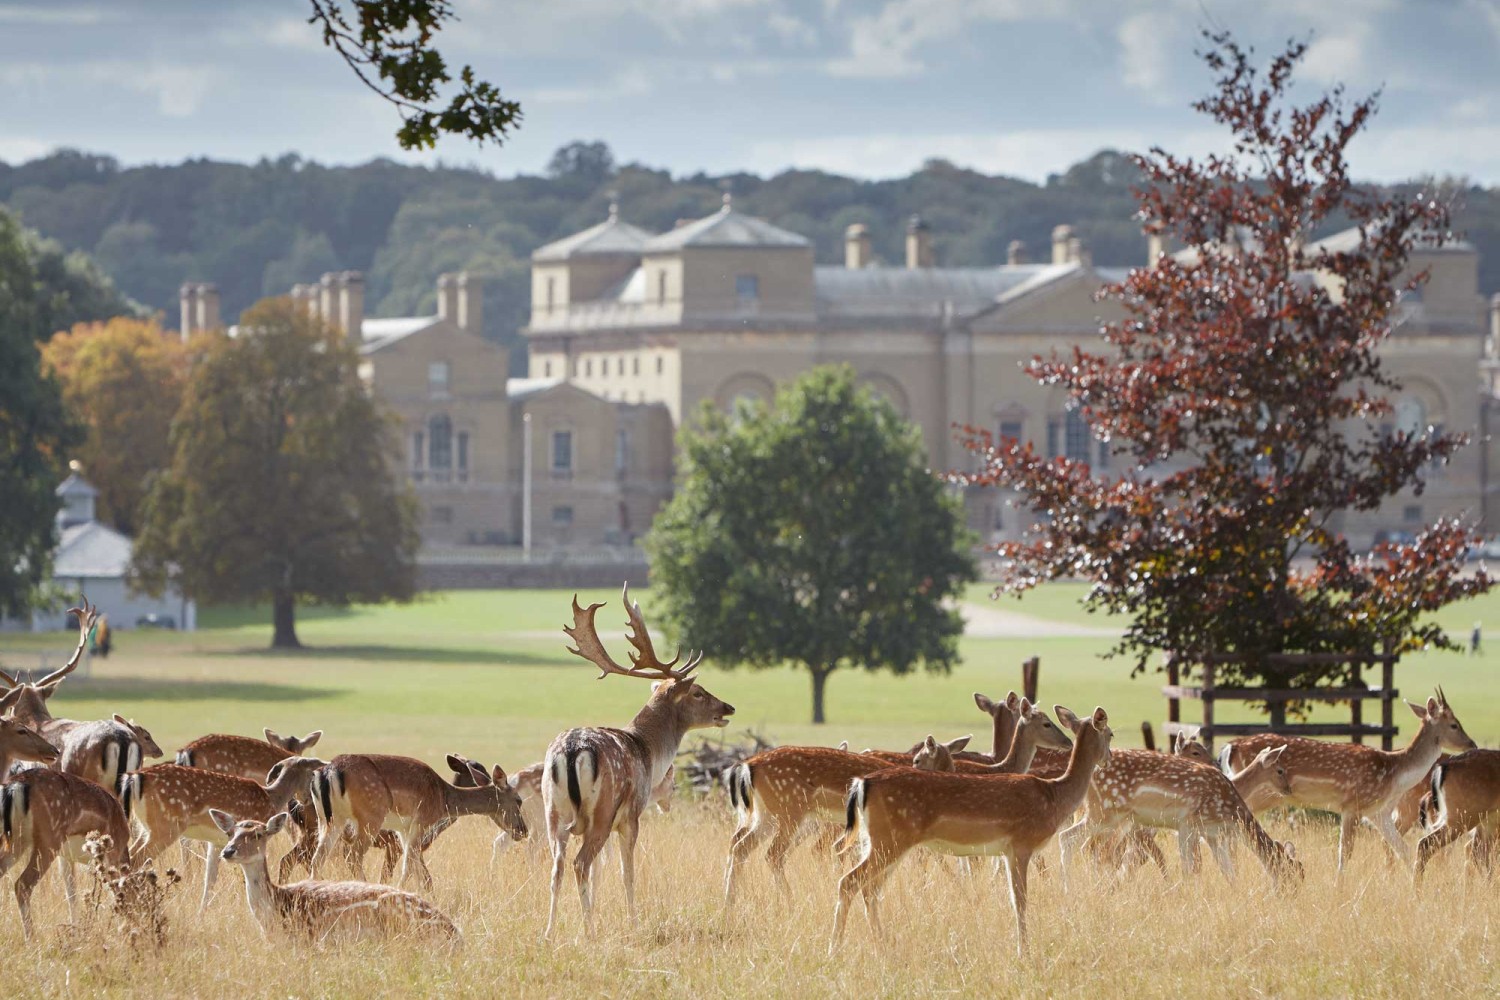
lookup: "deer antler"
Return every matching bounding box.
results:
[35,600,97,688]
[622,583,701,680]
[564,587,700,682]
[0,667,17,689]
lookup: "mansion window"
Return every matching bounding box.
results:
[428,361,450,398]
[657,271,668,303]
[584,358,593,377]
[632,356,640,376]
[736,274,759,302]
[552,505,574,525]
[411,431,425,479]
[656,355,664,375]
[551,430,573,478]
[546,276,556,311]
[1048,408,1095,465]
[998,419,1023,443]
[544,360,552,378]
[615,428,630,475]
[457,432,469,481]
[429,415,453,480]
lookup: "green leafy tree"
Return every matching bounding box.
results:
[132,298,420,648]
[648,366,978,724]
[308,0,521,150]
[0,211,83,615]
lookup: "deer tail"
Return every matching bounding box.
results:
[1425,760,1450,834]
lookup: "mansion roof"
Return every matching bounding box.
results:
[532,212,655,262]
[639,204,810,252]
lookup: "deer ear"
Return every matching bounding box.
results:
[1281,840,1297,861]
[1005,691,1020,710]
[209,809,237,835]
[266,762,285,785]
[266,812,289,835]
[946,735,972,752]
[1264,746,1286,765]
[974,692,996,714]
[491,764,508,786]
[299,730,322,750]
[922,735,938,749]
[836,740,849,751]
[1091,707,1109,728]
[467,762,492,787]
[446,754,467,774]
[1053,705,1081,733]
[264,728,282,745]
[1406,699,1429,720]
[1426,696,1441,716]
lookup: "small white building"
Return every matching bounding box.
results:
[24,473,196,632]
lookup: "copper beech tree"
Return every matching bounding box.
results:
[959,34,1491,697]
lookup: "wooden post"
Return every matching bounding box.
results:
[1167,654,1180,727]
[1381,641,1396,751]
[1349,658,1364,745]
[1140,720,1156,751]
[1201,662,1216,752]
[1021,656,1039,704]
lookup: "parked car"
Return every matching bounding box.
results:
[135,613,177,629]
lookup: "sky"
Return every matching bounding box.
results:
[2,0,1499,184]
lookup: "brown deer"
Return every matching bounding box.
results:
[544,586,735,938]
[1,604,164,793]
[1415,748,1500,881]
[492,760,676,863]
[212,810,459,942]
[831,706,1114,954]
[0,767,131,936]
[1058,748,1302,886]
[1219,690,1476,871]
[122,757,328,909]
[862,734,973,769]
[0,717,59,774]
[862,691,1024,767]
[309,752,526,888]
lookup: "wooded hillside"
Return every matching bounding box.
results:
[5,143,1496,372]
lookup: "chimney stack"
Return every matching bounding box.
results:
[436,273,459,326]
[1490,293,1500,358]
[1052,225,1075,265]
[338,271,365,341]
[845,223,873,270]
[1007,240,1028,266]
[194,283,220,332]
[905,215,934,269]
[179,283,198,341]
[1069,236,1091,268]
[456,272,483,336]
[319,273,339,327]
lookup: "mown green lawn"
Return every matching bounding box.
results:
[2,583,1498,772]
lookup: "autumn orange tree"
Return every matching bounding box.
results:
[960,33,1491,698]
[42,317,188,535]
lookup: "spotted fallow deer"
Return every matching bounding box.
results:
[863,691,1024,767]
[861,734,973,769]
[543,586,735,938]
[1058,748,1302,886]
[212,811,459,943]
[493,760,676,863]
[122,757,328,909]
[1415,748,1500,881]
[309,752,526,888]
[832,706,1115,954]
[0,767,131,936]
[0,717,59,774]
[0,604,164,792]
[1219,690,1476,871]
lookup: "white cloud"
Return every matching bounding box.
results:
[828,0,1055,78]
[1116,11,1179,98]
[0,4,115,25]
[768,11,819,46]
[1301,27,1370,86]
[0,136,53,162]
[526,67,654,106]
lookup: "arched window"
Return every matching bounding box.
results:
[429,415,453,472]
[1394,397,1427,438]
[1064,408,1090,463]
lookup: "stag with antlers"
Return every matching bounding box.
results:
[542,584,735,938]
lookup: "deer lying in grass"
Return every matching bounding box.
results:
[212,810,459,943]
[1414,748,1500,881]
[123,758,328,909]
[1220,690,1476,871]
[832,706,1114,954]
[543,586,735,938]
[310,753,526,888]
[0,767,132,936]
[1059,747,1302,886]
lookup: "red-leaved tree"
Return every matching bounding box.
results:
[959,33,1491,701]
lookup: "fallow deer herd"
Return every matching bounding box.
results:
[0,591,1496,953]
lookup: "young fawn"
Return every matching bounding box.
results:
[213,810,459,943]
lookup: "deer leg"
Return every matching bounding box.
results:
[14,845,54,940]
[199,846,220,912]
[1207,831,1237,881]
[61,859,77,922]
[831,852,884,950]
[279,822,318,883]
[1337,813,1358,875]
[492,830,510,865]
[1471,823,1498,876]
[724,817,771,909]
[545,821,570,941]
[1004,852,1031,956]
[1056,815,1091,885]
[617,816,640,917]
[571,826,611,936]
[764,819,810,898]
[1175,829,1201,877]
[1415,817,1469,883]
[1372,810,1413,867]
[1133,828,1169,876]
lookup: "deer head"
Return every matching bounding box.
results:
[0,602,97,725]
[1015,698,1073,751]
[213,810,287,864]
[565,584,735,731]
[1246,745,1293,796]
[264,729,323,754]
[1054,705,1113,767]
[446,753,527,841]
[0,717,59,766]
[1408,688,1477,753]
[112,715,164,758]
[912,734,970,771]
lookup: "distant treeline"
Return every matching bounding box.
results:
[4,143,1497,371]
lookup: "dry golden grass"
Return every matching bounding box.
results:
[2,801,1499,999]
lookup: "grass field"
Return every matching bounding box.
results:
[1,583,1498,998]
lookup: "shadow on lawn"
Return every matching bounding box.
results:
[207,644,575,667]
[54,677,342,703]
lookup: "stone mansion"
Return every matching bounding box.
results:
[183,199,1500,553]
